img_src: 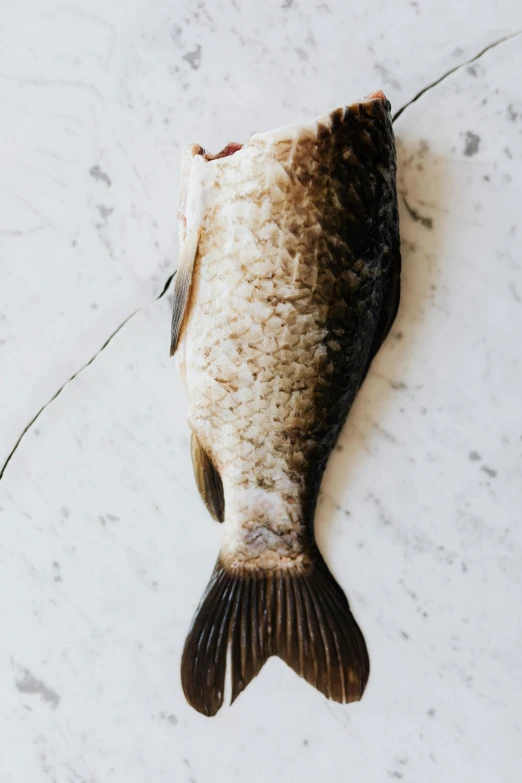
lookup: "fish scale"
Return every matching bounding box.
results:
[172,91,401,715]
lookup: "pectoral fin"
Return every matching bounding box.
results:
[170,227,200,356]
[171,147,206,357]
[191,432,225,523]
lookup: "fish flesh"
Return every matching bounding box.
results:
[171,91,401,716]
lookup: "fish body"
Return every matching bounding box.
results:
[172,91,400,716]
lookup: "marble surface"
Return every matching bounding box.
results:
[1,1,522,781]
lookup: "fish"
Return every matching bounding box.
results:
[170,90,401,716]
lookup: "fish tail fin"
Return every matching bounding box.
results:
[181,553,369,716]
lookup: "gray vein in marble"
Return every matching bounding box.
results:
[89,164,112,186]
[509,281,521,302]
[1,184,57,230]
[392,31,522,122]
[183,45,202,70]
[0,73,105,104]
[97,204,114,219]
[0,272,175,481]
[15,668,60,710]
[463,131,481,157]
[374,63,401,90]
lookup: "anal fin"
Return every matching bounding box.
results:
[191,432,225,523]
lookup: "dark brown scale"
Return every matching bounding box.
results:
[273,98,400,518]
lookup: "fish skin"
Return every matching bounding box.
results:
[177,94,401,573]
[174,93,400,715]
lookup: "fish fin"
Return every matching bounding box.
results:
[170,227,200,356]
[181,552,369,716]
[190,432,225,523]
[177,144,201,225]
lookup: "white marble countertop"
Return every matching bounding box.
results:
[1,1,522,781]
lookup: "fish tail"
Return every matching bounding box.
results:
[181,553,369,716]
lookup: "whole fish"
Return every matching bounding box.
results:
[171,90,401,716]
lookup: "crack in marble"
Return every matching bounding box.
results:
[2,32,520,484]
[392,31,521,123]
[0,272,175,481]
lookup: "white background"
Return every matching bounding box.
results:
[1,1,521,781]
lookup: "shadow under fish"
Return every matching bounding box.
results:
[170,90,401,716]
